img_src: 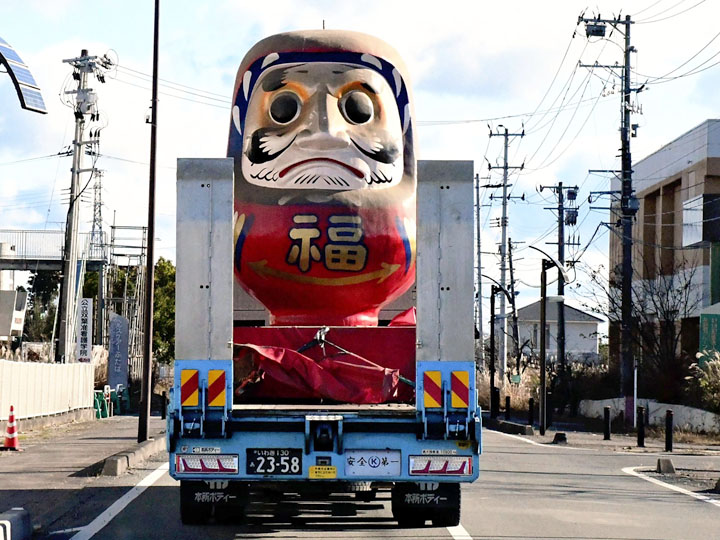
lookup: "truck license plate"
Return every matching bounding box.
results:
[246,448,302,475]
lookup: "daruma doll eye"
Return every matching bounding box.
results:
[339,90,374,125]
[269,92,301,125]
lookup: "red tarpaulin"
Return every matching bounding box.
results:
[233,326,416,403]
[234,343,400,404]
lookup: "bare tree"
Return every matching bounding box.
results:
[576,255,702,402]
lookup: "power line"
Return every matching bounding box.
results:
[636,0,708,24]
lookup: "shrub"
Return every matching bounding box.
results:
[685,350,720,414]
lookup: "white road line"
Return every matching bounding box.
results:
[622,466,720,508]
[70,462,169,540]
[490,429,592,450]
[447,523,473,540]
[491,430,547,447]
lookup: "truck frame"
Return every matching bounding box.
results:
[167,158,481,526]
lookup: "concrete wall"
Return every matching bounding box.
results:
[0,359,94,421]
[579,398,720,433]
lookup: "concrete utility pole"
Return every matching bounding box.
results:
[474,173,484,366]
[540,182,580,411]
[539,182,579,366]
[139,0,160,443]
[507,238,520,376]
[579,14,639,422]
[488,126,524,383]
[57,50,108,362]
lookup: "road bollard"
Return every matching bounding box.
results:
[637,406,645,448]
[505,396,511,421]
[491,387,500,419]
[528,398,535,426]
[666,410,673,452]
[161,391,167,420]
[603,406,611,440]
[546,391,553,427]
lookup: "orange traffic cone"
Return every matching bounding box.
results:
[2,405,21,451]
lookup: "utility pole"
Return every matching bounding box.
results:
[541,182,579,411]
[488,126,524,383]
[579,13,639,422]
[56,50,109,362]
[507,238,520,377]
[474,173,484,366]
[139,0,160,443]
[92,171,105,346]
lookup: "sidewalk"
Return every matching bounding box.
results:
[486,413,720,455]
[0,414,165,527]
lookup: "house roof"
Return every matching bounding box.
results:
[516,300,603,323]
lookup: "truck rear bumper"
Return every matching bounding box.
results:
[169,429,479,483]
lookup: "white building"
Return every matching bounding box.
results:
[517,300,602,364]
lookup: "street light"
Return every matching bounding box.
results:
[482,274,512,418]
[528,246,569,436]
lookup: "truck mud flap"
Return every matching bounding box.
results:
[391,482,461,528]
[180,480,249,524]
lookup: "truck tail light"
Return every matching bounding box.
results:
[409,455,472,476]
[180,369,199,407]
[176,454,239,474]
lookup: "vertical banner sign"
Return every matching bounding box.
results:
[77,298,93,362]
[108,313,130,390]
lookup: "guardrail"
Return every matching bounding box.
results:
[0,359,94,420]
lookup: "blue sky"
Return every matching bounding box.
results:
[1,0,719,335]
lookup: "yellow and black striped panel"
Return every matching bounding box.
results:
[423,371,443,408]
[207,370,226,407]
[180,369,199,407]
[451,370,470,408]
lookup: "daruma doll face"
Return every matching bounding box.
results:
[229,31,416,326]
[241,62,404,192]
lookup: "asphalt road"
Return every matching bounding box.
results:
[29,429,719,540]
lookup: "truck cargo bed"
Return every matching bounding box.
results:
[231,403,416,416]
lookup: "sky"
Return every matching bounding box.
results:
[1,0,719,338]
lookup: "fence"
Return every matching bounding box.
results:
[0,359,94,421]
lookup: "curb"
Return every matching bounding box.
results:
[0,507,32,540]
[484,418,535,436]
[101,436,166,476]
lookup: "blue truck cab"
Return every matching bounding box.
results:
[167,159,481,526]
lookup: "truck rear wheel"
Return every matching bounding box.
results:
[180,481,212,524]
[431,484,461,527]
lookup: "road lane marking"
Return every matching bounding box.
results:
[490,429,592,450]
[47,527,85,536]
[622,466,720,508]
[448,523,473,539]
[70,462,169,540]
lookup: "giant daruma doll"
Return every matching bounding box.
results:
[228,31,416,326]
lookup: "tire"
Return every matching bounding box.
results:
[179,481,211,525]
[214,504,247,524]
[395,510,426,528]
[355,490,377,502]
[431,484,461,527]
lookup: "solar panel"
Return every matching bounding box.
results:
[0,35,47,114]
[18,86,46,113]
[7,62,39,88]
[0,43,23,64]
